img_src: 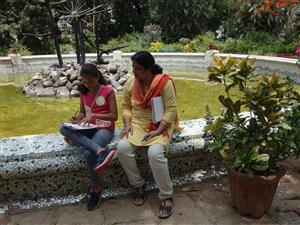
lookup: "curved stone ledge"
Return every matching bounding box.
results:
[1,52,299,83]
[0,119,223,213]
[0,119,206,162]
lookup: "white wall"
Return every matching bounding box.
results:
[1,52,299,83]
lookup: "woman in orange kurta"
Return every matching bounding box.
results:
[117,51,178,219]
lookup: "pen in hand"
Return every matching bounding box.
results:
[141,135,150,142]
[73,110,79,117]
[71,110,79,123]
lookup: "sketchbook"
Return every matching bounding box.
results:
[151,96,164,124]
[62,122,98,130]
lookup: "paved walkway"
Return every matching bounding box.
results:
[1,159,299,225]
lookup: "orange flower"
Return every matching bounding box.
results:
[289,0,298,7]
[276,0,287,7]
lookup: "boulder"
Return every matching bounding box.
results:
[42,79,53,88]
[56,86,70,98]
[70,89,80,97]
[36,87,56,97]
[23,61,130,97]
[23,85,36,96]
[65,81,73,91]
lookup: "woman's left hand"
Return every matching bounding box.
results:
[142,130,160,142]
[79,114,94,126]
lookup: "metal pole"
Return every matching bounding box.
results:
[73,18,81,65]
[92,0,96,34]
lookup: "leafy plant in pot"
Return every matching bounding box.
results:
[205,56,300,218]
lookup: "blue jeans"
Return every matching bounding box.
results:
[60,125,113,187]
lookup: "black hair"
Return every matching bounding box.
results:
[131,51,163,75]
[77,63,106,94]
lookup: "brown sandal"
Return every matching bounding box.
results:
[158,198,174,219]
[133,184,146,206]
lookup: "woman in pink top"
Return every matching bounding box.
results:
[60,63,118,211]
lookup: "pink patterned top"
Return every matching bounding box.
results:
[80,85,115,132]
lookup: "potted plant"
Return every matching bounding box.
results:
[205,56,300,218]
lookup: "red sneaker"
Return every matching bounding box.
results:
[94,150,116,173]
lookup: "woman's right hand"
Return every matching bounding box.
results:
[70,115,81,124]
[121,124,133,139]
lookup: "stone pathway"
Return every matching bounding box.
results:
[1,159,299,225]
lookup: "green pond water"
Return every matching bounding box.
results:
[0,72,299,138]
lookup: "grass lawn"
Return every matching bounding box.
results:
[1,79,299,138]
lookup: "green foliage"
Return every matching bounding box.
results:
[206,0,238,32]
[181,32,225,52]
[149,41,163,52]
[0,46,8,56]
[104,32,148,52]
[0,0,51,52]
[205,104,214,126]
[270,41,298,54]
[182,39,207,52]
[179,38,191,45]
[206,56,300,177]
[159,43,182,52]
[236,1,296,35]
[149,41,182,52]
[223,30,298,54]
[243,30,277,43]
[9,43,32,56]
[152,0,211,42]
[110,0,150,34]
[83,29,96,53]
[142,24,162,44]
[60,44,75,54]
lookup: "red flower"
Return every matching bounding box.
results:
[276,0,287,7]
[270,9,278,15]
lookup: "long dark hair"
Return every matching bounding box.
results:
[77,63,106,94]
[131,51,163,75]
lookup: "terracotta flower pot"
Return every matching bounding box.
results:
[226,166,286,218]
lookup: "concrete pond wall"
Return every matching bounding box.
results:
[1,51,299,83]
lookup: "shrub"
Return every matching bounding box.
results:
[242,30,277,44]
[206,0,238,32]
[105,32,148,52]
[111,0,149,34]
[83,29,96,53]
[206,56,300,176]
[142,24,162,44]
[149,41,163,52]
[181,32,224,52]
[159,43,182,52]
[236,0,297,34]
[270,41,298,54]
[0,47,8,56]
[60,44,75,54]
[9,43,32,56]
[179,38,191,45]
[152,0,211,41]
